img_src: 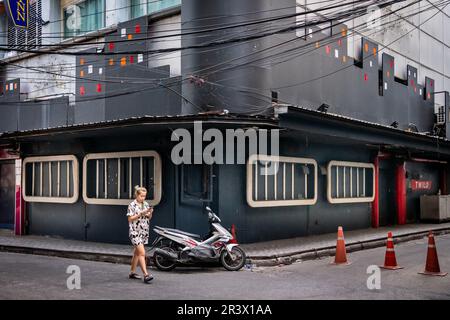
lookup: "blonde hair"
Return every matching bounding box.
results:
[134,185,147,197]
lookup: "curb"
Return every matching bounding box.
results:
[0,244,163,267]
[0,245,133,265]
[1,228,450,268]
[246,227,450,267]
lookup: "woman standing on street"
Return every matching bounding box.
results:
[127,186,154,284]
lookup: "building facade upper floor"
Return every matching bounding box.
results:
[0,0,449,139]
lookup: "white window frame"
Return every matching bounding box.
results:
[246,154,318,208]
[82,151,162,206]
[61,0,106,39]
[131,0,148,19]
[327,160,375,204]
[22,155,79,204]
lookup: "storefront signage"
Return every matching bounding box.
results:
[6,0,29,29]
[410,180,432,191]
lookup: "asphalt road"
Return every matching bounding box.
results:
[1,234,450,300]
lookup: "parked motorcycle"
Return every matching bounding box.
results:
[150,206,246,271]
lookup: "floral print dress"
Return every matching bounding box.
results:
[127,200,151,246]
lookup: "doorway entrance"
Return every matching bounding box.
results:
[0,161,15,230]
[378,161,397,226]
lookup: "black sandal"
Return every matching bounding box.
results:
[129,272,142,279]
[144,274,154,283]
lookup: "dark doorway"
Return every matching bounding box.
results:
[378,162,396,226]
[175,164,215,237]
[0,161,15,230]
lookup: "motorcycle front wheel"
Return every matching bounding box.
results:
[220,246,246,271]
[153,246,177,271]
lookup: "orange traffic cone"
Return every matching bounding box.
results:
[229,224,238,244]
[332,226,351,265]
[380,232,403,270]
[419,231,447,277]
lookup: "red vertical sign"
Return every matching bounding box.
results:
[396,163,407,225]
[14,159,24,235]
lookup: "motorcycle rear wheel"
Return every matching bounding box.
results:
[153,246,177,271]
[220,246,246,271]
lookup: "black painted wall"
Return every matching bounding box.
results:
[0,81,69,133]
[217,133,374,243]
[180,0,437,133]
[272,23,435,133]
[74,17,182,124]
[181,0,273,115]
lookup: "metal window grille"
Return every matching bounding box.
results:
[327,161,375,204]
[22,155,79,204]
[82,151,162,206]
[247,155,317,207]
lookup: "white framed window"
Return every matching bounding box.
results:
[63,0,105,38]
[327,161,375,204]
[131,0,181,19]
[22,155,79,204]
[247,155,318,207]
[82,151,162,206]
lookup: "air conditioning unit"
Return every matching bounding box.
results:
[420,195,450,223]
[436,105,445,125]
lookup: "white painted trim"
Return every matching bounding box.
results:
[82,151,162,206]
[247,154,318,207]
[22,155,79,204]
[57,161,61,197]
[96,160,99,198]
[117,158,121,199]
[66,161,70,198]
[327,161,375,204]
[128,157,132,199]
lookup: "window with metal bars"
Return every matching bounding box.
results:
[7,0,42,50]
[327,161,375,204]
[247,155,318,207]
[82,151,162,206]
[22,155,79,204]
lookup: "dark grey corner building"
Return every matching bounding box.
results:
[1,0,450,244]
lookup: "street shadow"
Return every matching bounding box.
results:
[148,262,225,274]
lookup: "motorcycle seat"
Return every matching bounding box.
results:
[155,226,202,240]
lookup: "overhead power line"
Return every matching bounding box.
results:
[0,0,391,55]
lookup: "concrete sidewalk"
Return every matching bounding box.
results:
[245,222,450,266]
[1,222,450,267]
